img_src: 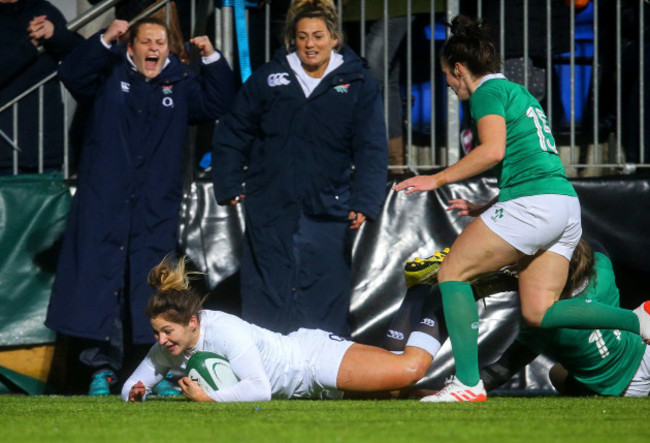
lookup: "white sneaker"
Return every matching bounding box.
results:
[420,376,487,402]
[633,301,650,343]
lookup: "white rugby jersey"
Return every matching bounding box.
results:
[121,310,339,402]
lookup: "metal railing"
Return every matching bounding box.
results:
[0,0,173,178]
[343,0,648,176]
[2,0,647,178]
[0,0,125,177]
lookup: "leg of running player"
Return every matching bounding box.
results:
[435,217,520,387]
[517,250,568,327]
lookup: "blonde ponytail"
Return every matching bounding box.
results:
[147,254,190,292]
[145,255,206,325]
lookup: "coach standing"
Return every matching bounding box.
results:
[212,0,387,337]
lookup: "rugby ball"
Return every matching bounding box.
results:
[186,351,239,393]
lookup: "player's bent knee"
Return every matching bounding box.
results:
[438,262,475,283]
[521,299,554,327]
[521,309,544,328]
[412,360,431,382]
[437,262,455,282]
[395,368,424,387]
[400,354,432,385]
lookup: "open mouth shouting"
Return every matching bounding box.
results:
[145,54,160,71]
[127,23,170,79]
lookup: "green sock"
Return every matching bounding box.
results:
[540,298,640,334]
[439,281,480,386]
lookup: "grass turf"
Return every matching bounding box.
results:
[1,395,648,442]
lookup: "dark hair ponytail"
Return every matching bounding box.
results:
[441,15,502,76]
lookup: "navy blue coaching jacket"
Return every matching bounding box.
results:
[46,32,234,344]
[212,46,387,335]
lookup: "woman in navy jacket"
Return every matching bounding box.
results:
[45,17,234,394]
[212,0,388,337]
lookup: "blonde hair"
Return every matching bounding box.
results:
[145,255,206,325]
[283,0,343,51]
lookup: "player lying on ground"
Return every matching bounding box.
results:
[480,239,650,397]
[402,239,650,398]
[121,255,441,402]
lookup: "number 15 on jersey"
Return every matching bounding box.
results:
[527,106,558,154]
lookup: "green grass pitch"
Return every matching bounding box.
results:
[1,395,649,442]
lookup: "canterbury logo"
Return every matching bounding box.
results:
[267,72,290,87]
[386,329,405,340]
[421,318,436,327]
[328,333,345,342]
[450,390,487,402]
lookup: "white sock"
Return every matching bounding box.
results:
[405,331,442,357]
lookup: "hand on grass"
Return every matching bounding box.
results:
[128,381,146,402]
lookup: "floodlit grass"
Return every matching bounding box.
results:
[1,395,649,442]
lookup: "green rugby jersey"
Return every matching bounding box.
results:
[517,253,647,396]
[470,77,577,201]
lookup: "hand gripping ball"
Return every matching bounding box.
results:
[186,351,239,393]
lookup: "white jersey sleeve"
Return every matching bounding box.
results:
[206,344,272,402]
[200,313,272,402]
[120,344,176,401]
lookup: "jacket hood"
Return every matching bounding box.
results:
[272,44,367,78]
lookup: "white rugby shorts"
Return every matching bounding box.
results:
[623,344,650,397]
[480,194,582,261]
[290,328,354,399]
